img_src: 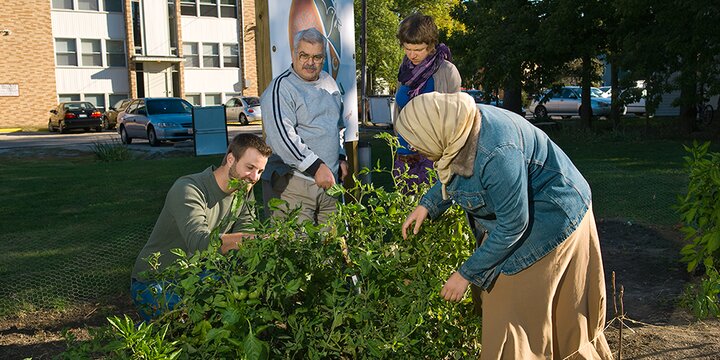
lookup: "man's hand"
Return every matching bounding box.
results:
[220,233,255,254]
[314,163,336,190]
[339,159,349,182]
[401,205,429,239]
[441,272,471,302]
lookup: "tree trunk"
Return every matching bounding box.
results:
[610,60,621,129]
[580,54,593,129]
[503,76,524,116]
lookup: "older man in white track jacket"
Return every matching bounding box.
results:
[260,27,348,225]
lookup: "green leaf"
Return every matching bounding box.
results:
[243,331,269,360]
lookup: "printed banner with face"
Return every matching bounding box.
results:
[268,0,359,142]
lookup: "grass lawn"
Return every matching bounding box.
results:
[0,123,713,315]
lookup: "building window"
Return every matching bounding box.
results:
[59,94,81,102]
[131,1,143,54]
[185,94,201,105]
[55,38,77,66]
[78,0,99,11]
[85,94,106,111]
[223,44,239,68]
[183,43,199,67]
[104,0,123,12]
[205,93,222,106]
[109,94,129,108]
[81,39,102,66]
[199,0,217,17]
[220,0,236,18]
[180,0,196,16]
[52,0,74,10]
[106,40,126,67]
[202,43,220,68]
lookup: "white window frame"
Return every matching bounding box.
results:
[202,43,220,68]
[81,39,103,67]
[106,40,126,67]
[55,38,78,66]
[222,43,239,68]
[183,42,199,68]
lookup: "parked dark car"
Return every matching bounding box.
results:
[462,89,503,107]
[48,101,103,133]
[117,97,194,146]
[224,96,262,125]
[101,98,132,130]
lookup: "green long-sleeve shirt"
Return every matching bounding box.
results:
[132,166,254,280]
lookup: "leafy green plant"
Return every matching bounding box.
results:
[677,141,720,273]
[90,139,133,162]
[681,266,720,319]
[63,134,482,358]
[677,141,720,318]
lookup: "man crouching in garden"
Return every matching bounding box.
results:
[130,133,272,321]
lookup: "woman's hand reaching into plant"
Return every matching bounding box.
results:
[441,272,470,302]
[402,205,429,239]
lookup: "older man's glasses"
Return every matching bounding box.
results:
[298,52,325,63]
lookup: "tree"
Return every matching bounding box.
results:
[354,0,404,95]
[448,0,543,115]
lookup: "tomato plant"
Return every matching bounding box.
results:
[70,134,482,358]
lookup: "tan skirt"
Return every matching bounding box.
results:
[479,207,613,360]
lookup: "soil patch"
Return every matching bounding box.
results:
[1,220,719,359]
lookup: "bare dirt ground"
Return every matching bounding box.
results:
[1,218,718,359]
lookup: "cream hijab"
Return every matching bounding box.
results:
[395,92,481,199]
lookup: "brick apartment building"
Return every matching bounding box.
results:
[0,0,259,129]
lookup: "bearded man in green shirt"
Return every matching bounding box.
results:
[131,133,272,321]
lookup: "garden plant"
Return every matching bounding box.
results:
[61,134,482,359]
[677,141,720,319]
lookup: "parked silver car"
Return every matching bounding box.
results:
[528,86,617,119]
[599,86,647,116]
[117,98,194,146]
[224,96,261,125]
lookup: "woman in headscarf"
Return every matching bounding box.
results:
[393,13,461,190]
[398,92,613,359]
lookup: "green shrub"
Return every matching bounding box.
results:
[66,134,482,359]
[677,141,720,318]
[681,266,720,319]
[91,140,133,162]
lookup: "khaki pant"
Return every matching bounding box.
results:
[262,172,337,225]
[480,208,613,360]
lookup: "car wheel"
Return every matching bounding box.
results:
[48,120,55,132]
[58,121,67,134]
[239,113,249,126]
[102,116,109,130]
[120,126,132,144]
[534,106,548,119]
[95,126,103,132]
[148,127,160,147]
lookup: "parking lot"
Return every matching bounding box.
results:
[0,124,263,156]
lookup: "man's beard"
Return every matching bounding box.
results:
[228,167,252,192]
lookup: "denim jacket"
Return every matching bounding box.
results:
[419,104,591,290]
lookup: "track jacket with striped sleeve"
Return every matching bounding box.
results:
[260,66,345,182]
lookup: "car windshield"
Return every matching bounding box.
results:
[147,99,193,115]
[64,102,95,111]
[244,97,260,106]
